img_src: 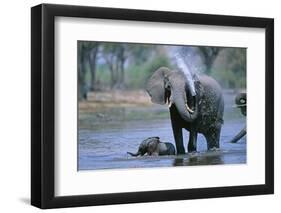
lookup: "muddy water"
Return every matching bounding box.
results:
[79,119,246,170]
[78,93,246,170]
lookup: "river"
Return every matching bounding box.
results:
[78,92,246,170]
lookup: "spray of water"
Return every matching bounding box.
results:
[168,47,196,96]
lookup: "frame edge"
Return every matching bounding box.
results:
[31,4,43,208]
[265,18,274,194]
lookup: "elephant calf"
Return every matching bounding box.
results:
[127,137,176,156]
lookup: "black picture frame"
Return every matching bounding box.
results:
[31,3,274,209]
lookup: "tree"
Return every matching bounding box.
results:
[127,44,155,66]
[115,44,126,88]
[101,43,134,89]
[210,48,246,89]
[78,41,100,99]
[88,44,99,91]
[197,47,223,74]
[78,41,89,100]
[102,43,119,89]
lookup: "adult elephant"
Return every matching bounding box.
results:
[146,67,224,154]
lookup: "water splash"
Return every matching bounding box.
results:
[168,47,196,96]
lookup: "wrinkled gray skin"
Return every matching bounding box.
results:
[127,137,176,156]
[146,67,224,154]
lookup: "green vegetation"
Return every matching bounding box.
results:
[126,54,172,89]
[211,48,246,89]
[78,41,246,100]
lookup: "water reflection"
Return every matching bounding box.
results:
[181,155,222,167]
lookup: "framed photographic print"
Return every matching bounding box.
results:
[31,3,274,209]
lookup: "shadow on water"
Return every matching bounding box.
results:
[78,92,246,171]
[173,153,223,166]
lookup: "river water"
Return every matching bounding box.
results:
[78,93,246,170]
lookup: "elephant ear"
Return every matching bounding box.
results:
[146,67,171,105]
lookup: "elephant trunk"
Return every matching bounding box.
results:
[127,151,141,157]
[172,87,199,123]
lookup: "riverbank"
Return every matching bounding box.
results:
[79,89,244,113]
[79,90,152,113]
[79,90,245,129]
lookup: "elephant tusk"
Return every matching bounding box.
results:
[185,103,194,114]
[168,101,172,108]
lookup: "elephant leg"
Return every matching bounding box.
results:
[230,126,246,143]
[164,143,176,155]
[173,127,185,154]
[188,131,197,153]
[170,106,185,154]
[205,127,221,150]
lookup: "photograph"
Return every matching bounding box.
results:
[78,41,247,170]
[30,3,274,209]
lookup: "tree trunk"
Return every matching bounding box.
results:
[197,47,222,74]
[89,46,99,91]
[117,46,126,89]
[204,56,214,74]
[78,51,88,100]
[119,56,125,88]
[109,62,117,89]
